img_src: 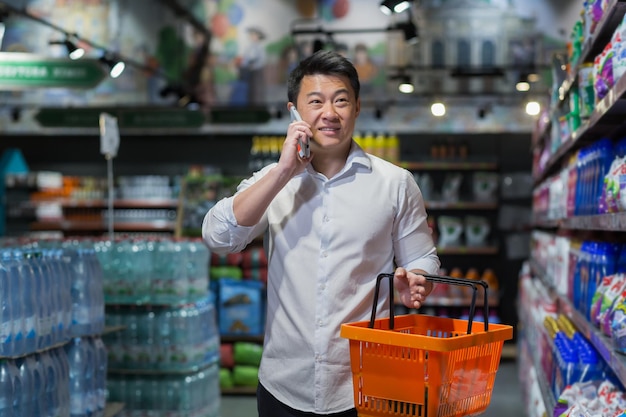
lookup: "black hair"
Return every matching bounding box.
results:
[287,50,360,103]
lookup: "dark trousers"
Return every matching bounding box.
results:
[257,383,358,417]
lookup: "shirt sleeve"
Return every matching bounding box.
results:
[392,170,441,274]
[201,171,269,254]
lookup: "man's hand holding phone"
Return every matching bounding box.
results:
[289,106,311,159]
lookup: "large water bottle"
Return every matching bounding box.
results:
[130,239,151,304]
[0,359,15,417]
[2,250,24,357]
[0,255,13,357]
[65,337,87,417]
[93,337,107,415]
[51,346,70,417]
[187,239,210,301]
[16,356,34,417]
[26,353,45,417]
[55,248,73,342]
[64,242,92,337]
[85,246,105,335]
[40,350,59,417]
[83,337,96,417]
[13,249,38,355]
[6,358,22,417]
[25,251,52,351]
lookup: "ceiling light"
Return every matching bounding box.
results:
[380,0,411,15]
[526,101,540,116]
[100,54,126,78]
[398,76,414,93]
[516,81,530,92]
[396,19,418,44]
[431,102,446,117]
[49,38,85,60]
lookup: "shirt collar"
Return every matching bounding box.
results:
[304,140,372,180]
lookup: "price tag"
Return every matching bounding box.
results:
[99,112,120,157]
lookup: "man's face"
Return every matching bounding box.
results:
[293,74,360,155]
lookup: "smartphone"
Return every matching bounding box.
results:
[289,106,310,158]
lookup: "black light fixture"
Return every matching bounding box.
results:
[379,0,412,15]
[100,53,126,78]
[50,37,85,60]
[398,75,414,94]
[396,19,418,43]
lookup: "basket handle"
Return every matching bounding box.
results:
[368,272,490,334]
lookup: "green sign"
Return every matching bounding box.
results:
[34,107,207,129]
[0,52,106,89]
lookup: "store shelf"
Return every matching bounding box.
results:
[424,295,499,308]
[530,261,626,390]
[399,161,498,171]
[59,198,179,208]
[425,201,498,210]
[535,66,626,185]
[436,246,499,255]
[533,212,626,232]
[31,220,176,232]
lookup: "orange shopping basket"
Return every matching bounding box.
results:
[340,273,513,417]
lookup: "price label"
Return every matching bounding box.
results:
[99,112,120,157]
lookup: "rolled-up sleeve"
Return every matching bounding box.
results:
[202,188,267,255]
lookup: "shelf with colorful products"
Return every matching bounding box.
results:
[533,2,626,185]
[210,246,267,396]
[527,7,626,404]
[4,172,181,237]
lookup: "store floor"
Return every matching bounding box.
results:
[219,359,525,417]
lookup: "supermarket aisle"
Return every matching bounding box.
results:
[219,359,525,417]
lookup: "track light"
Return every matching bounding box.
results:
[396,19,418,43]
[380,0,411,15]
[100,54,125,78]
[431,102,446,117]
[525,101,540,116]
[50,38,85,60]
[398,76,414,94]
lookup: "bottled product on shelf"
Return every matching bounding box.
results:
[104,297,219,373]
[95,237,210,305]
[106,363,220,417]
[100,236,221,414]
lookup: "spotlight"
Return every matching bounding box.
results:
[431,102,446,117]
[398,76,414,94]
[516,80,530,92]
[380,0,411,15]
[526,101,541,116]
[396,19,418,44]
[100,54,125,78]
[49,38,85,60]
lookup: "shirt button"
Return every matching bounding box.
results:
[322,251,328,258]
[318,320,323,326]
[323,216,330,223]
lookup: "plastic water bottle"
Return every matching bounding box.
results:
[65,242,93,337]
[26,353,45,417]
[51,346,71,417]
[40,350,59,417]
[0,359,15,417]
[43,248,66,345]
[6,358,22,417]
[93,337,107,415]
[86,246,105,335]
[26,251,52,351]
[55,248,74,342]
[13,249,38,355]
[16,356,34,417]
[2,250,24,357]
[65,337,87,417]
[0,255,13,357]
[187,239,210,300]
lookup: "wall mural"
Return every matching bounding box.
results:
[0,0,574,133]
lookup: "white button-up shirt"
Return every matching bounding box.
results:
[202,142,440,413]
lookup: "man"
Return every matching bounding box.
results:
[202,50,440,416]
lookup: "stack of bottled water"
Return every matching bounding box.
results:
[1,239,108,417]
[0,339,107,417]
[95,237,210,305]
[106,362,219,417]
[104,296,219,372]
